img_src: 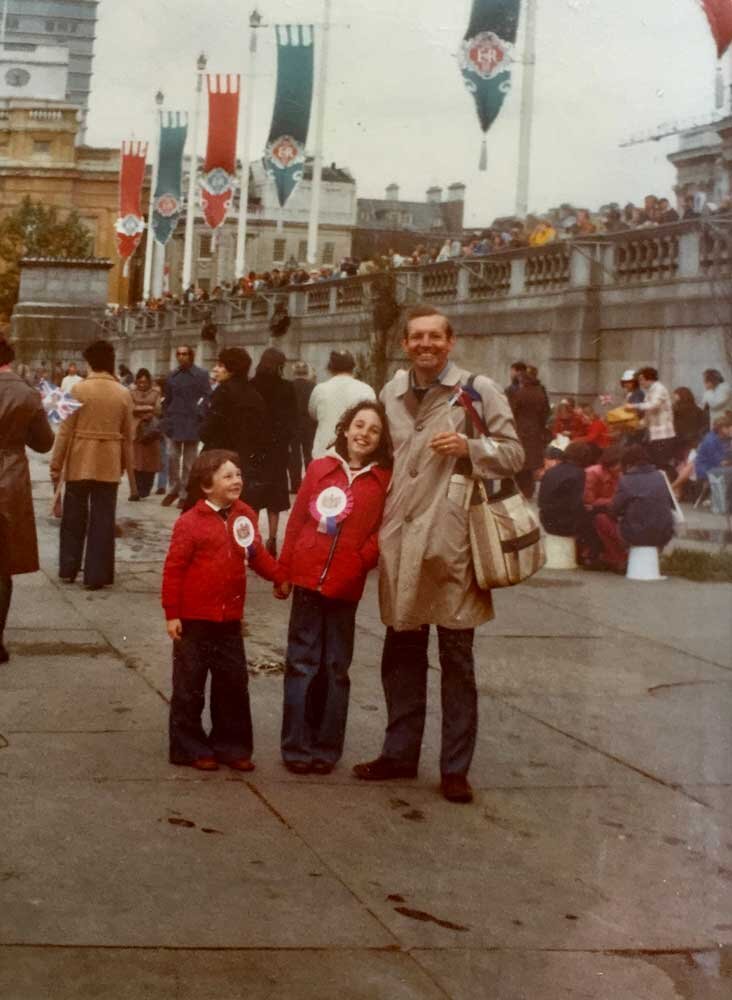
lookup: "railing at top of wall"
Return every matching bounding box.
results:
[102,221,732,339]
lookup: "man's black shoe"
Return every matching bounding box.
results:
[0,642,9,664]
[440,774,473,804]
[352,757,418,781]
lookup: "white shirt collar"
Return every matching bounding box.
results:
[326,448,377,485]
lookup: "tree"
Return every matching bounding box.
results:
[0,196,93,315]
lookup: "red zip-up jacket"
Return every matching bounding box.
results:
[162,499,286,622]
[278,455,391,603]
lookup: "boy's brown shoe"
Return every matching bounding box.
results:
[440,774,473,804]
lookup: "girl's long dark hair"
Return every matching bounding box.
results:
[182,449,240,511]
[331,400,393,469]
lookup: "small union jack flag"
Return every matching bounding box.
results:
[38,380,83,425]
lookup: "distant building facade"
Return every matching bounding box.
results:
[166,159,357,293]
[353,182,466,259]
[2,0,99,140]
[668,116,732,207]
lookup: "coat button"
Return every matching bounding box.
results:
[404,514,413,523]
[415,423,424,431]
[409,469,418,478]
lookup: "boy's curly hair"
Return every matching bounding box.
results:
[182,449,240,511]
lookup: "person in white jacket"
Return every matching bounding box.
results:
[702,369,731,424]
[308,351,376,458]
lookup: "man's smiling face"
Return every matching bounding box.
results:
[402,313,455,384]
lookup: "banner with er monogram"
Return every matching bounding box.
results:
[200,75,240,231]
[460,0,520,171]
[263,25,315,208]
[115,141,148,274]
[152,112,188,245]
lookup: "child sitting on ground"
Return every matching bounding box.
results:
[161,449,287,772]
[275,401,393,776]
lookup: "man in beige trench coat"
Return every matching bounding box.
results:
[353,305,524,803]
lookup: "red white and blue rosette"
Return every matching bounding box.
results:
[309,485,353,535]
[231,515,257,559]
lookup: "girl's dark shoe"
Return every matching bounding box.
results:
[284,760,311,775]
[440,774,473,804]
[0,642,9,664]
[311,760,334,775]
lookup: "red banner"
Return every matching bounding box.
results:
[200,74,240,231]
[702,0,732,57]
[115,141,148,272]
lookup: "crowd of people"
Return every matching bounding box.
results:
[1,312,730,804]
[98,191,728,320]
[504,361,732,573]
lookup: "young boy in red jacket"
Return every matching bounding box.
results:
[276,401,392,775]
[162,449,287,771]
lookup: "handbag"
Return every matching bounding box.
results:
[458,376,545,589]
[136,415,162,444]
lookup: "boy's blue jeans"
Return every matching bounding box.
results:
[281,587,357,765]
[169,620,253,763]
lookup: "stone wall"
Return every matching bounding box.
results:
[33,222,732,404]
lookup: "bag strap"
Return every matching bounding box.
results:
[457,374,520,502]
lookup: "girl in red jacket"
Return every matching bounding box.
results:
[277,401,393,775]
[162,449,287,771]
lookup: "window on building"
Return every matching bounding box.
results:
[198,234,213,259]
[297,240,308,262]
[198,277,211,292]
[273,238,286,262]
[321,242,335,265]
[6,16,19,29]
[45,20,55,31]
[33,141,51,156]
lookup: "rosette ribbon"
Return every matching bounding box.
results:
[38,380,83,425]
[116,141,148,275]
[309,485,353,536]
[231,515,258,560]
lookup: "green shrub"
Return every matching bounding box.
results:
[661,549,732,582]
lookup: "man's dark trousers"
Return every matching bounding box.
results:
[59,480,118,587]
[380,625,477,777]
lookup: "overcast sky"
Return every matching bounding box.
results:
[88,0,723,226]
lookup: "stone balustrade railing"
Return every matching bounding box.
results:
[100,220,732,342]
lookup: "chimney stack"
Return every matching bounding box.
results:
[385,183,399,202]
[426,186,443,204]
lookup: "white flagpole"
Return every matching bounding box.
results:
[182,53,207,292]
[514,0,537,218]
[306,0,331,266]
[235,10,263,280]
[143,91,164,302]
[1,1,9,49]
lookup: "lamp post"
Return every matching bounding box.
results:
[143,89,165,301]
[235,9,265,280]
[182,52,207,292]
[515,0,537,219]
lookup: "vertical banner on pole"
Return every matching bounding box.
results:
[264,25,315,207]
[701,0,732,57]
[153,112,189,245]
[460,0,520,170]
[116,141,148,275]
[200,75,240,231]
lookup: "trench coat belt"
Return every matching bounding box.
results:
[73,430,123,442]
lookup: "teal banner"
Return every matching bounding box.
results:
[460,0,520,169]
[152,112,188,245]
[263,25,315,207]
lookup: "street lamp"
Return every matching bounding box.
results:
[197,52,208,73]
[250,9,262,28]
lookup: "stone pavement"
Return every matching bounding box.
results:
[1,456,731,999]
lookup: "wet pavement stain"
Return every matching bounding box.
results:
[166,817,195,829]
[393,906,470,932]
[201,827,223,835]
[387,894,405,903]
[402,809,425,822]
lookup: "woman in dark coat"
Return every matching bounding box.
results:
[0,337,54,662]
[200,347,271,506]
[251,347,297,555]
[509,365,550,497]
[672,386,706,463]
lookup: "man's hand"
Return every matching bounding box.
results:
[166,618,182,641]
[273,581,292,600]
[430,431,469,458]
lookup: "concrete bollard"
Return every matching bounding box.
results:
[543,534,577,570]
[626,546,666,582]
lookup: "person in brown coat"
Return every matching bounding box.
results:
[129,367,162,498]
[0,336,54,662]
[508,364,551,497]
[50,340,136,590]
